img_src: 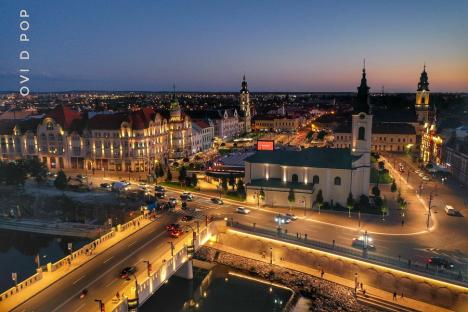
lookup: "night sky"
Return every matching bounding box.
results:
[0,0,467,92]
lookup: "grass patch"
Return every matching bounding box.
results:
[224,191,245,202]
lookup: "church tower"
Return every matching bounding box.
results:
[416,65,430,124]
[355,61,370,114]
[240,75,252,133]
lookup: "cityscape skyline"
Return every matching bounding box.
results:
[1,0,467,93]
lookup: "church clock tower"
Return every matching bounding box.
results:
[240,75,251,133]
[416,65,430,124]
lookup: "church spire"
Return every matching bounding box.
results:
[417,64,430,91]
[241,74,248,93]
[355,60,370,114]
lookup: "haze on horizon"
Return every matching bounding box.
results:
[0,0,467,93]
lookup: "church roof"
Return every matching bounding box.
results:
[244,148,357,169]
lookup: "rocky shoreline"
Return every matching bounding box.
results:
[195,246,378,312]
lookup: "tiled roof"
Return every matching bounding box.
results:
[45,105,82,130]
[244,148,357,169]
[88,113,129,130]
[0,120,17,135]
[193,119,211,129]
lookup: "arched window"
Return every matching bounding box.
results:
[46,122,54,130]
[312,175,319,184]
[358,127,365,140]
[291,174,298,182]
[334,176,341,185]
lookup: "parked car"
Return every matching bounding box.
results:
[211,198,223,205]
[100,183,111,188]
[168,197,177,207]
[274,214,290,224]
[236,207,251,214]
[76,174,87,180]
[422,176,430,181]
[181,202,188,210]
[285,213,297,221]
[427,257,454,269]
[445,205,457,216]
[351,236,375,250]
[169,229,183,238]
[180,192,194,201]
[156,192,166,199]
[120,266,137,279]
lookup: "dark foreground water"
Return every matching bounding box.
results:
[0,230,90,292]
[142,265,293,312]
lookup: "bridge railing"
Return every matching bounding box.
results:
[227,221,466,286]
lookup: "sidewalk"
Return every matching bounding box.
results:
[210,242,451,312]
[0,216,152,312]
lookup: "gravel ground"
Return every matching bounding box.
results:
[195,246,379,312]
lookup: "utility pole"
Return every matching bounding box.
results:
[427,191,434,231]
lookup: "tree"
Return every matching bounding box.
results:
[346,192,354,218]
[259,187,265,200]
[156,163,165,182]
[306,131,314,140]
[288,188,295,210]
[191,173,198,187]
[372,185,381,197]
[178,166,187,185]
[166,168,172,182]
[359,194,369,210]
[236,179,246,198]
[391,180,397,193]
[54,170,68,190]
[3,161,27,185]
[221,177,228,192]
[25,158,48,184]
[315,189,324,213]
[228,173,236,190]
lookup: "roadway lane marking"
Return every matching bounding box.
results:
[105,279,117,288]
[103,256,114,264]
[128,240,137,247]
[74,303,86,312]
[51,229,168,312]
[72,275,86,285]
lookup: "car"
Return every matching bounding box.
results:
[155,185,166,192]
[236,207,251,214]
[445,205,457,216]
[100,183,111,188]
[351,236,375,250]
[181,215,194,222]
[168,197,177,206]
[166,223,181,231]
[76,174,87,180]
[120,180,130,186]
[139,185,148,191]
[274,214,290,224]
[415,169,421,174]
[181,192,194,201]
[169,229,183,238]
[139,182,148,187]
[156,191,166,198]
[285,213,297,221]
[427,257,454,269]
[181,202,188,210]
[211,198,223,205]
[120,266,137,279]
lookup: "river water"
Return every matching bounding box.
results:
[0,229,89,292]
[141,265,294,312]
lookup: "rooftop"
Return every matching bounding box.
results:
[247,178,316,191]
[244,148,357,169]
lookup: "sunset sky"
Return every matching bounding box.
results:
[1,0,467,92]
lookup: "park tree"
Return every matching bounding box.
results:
[391,180,397,193]
[259,187,265,200]
[288,188,295,210]
[191,173,198,187]
[236,179,246,198]
[3,161,27,185]
[25,158,48,184]
[220,177,228,192]
[228,173,236,190]
[166,168,173,182]
[346,192,354,218]
[54,170,68,190]
[359,194,369,210]
[315,189,324,213]
[178,166,187,185]
[372,185,381,197]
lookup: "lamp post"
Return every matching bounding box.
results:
[427,191,435,231]
[94,299,104,312]
[270,247,273,265]
[143,260,151,277]
[168,241,174,257]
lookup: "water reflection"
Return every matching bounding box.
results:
[0,230,89,292]
[142,265,293,312]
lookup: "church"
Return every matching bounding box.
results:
[244,68,372,208]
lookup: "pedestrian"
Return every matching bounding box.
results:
[393,291,397,301]
[320,268,324,278]
[400,292,404,299]
[426,262,429,270]
[360,282,363,290]
[332,240,335,248]
[408,259,411,268]
[137,221,140,227]
[296,232,299,238]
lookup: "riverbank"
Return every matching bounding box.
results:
[195,246,377,312]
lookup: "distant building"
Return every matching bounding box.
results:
[444,126,468,186]
[252,114,303,132]
[191,119,214,153]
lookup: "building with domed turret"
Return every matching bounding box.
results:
[167,95,192,159]
[238,75,252,133]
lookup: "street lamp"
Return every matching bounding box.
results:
[269,247,273,265]
[143,260,151,277]
[168,242,174,256]
[94,299,104,312]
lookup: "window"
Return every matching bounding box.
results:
[46,122,54,130]
[291,174,298,182]
[358,127,365,140]
[313,175,319,184]
[334,176,341,185]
